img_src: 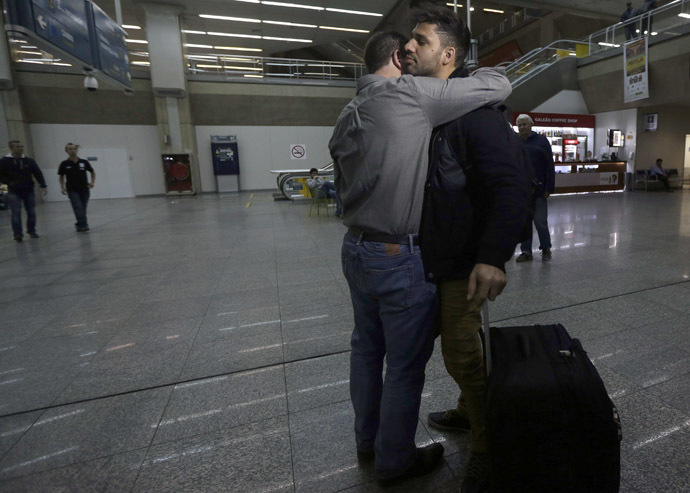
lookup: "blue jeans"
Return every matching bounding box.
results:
[521,195,551,253]
[68,189,90,228]
[7,190,36,237]
[320,181,342,214]
[341,232,437,478]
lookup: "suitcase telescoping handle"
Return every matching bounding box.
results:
[482,303,492,375]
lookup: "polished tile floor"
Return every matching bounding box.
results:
[0,190,689,492]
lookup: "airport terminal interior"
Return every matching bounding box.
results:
[1,0,690,491]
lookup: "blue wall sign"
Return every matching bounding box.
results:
[211,136,240,176]
[90,2,131,87]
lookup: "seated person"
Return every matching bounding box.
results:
[649,158,672,192]
[307,167,342,215]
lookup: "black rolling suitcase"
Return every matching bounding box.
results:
[482,305,622,493]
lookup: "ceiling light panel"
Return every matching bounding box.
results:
[325,8,382,17]
[261,2,323,11]
[319,26,369,33]
[200,14,261,23]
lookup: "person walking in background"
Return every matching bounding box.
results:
[638,0,657,35]
[59,143,96,232]
[515,114,555,262]
[0,140,47,242]
[649,158,671,192]
[621,1,637,40]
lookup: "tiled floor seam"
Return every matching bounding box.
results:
[274,214,298,493]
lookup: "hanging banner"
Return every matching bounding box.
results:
[623,37,649,103]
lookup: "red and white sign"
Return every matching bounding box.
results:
[290,144,306,160]
[513,112,596,128]
[564,139,579,145]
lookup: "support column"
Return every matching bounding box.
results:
[0,15,33,156]
[141,3,201,194]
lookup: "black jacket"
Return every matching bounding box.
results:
[0,155,47,193]
[419,106,530,282]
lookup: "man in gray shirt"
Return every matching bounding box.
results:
[329,31,511,484]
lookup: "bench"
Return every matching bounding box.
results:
[634,169,682,191]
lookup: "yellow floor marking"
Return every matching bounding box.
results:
[246,202,252,208]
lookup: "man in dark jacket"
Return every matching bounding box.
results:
[0,140,47,242]
[515,114,556,262]
[404,5,529,492]
[621,1,636,40]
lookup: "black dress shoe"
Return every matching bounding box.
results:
[14,236,22,242]
[377,443,445,486]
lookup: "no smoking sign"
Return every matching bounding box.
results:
[290,144,306,160]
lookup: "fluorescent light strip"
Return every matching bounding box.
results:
[319,26,369,33]
[446,3,465,7]
[261,2,323,11]
[207,32,262,39]
[125,39,148,44]
[265,72,300,76]
[598,42,621,47]
[214,46,263,52]
[200,14,260,23]
[225,65,263,71]
[220,57,256,62]
[679,13,690,19]
[265,62,305,66]
[307,64,346,68]
[16,51,43,55]
[187,55,218,60]
[262,36,311,43]
[132,61,151,66]
[130,51,150,57]
[263,20,317,28]
[53,62,72,67]
[197,64,223,69]
[122,24,141,30]
[325,8,382,17]
[182,30,207,35]
[304,72,339,76]
[484,8,504,14]
[244,74,264,78]
[185,43,213,48]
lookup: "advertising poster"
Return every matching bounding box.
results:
[624,38,649,103]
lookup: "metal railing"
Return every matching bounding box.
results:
[476,8,541,48]
[185,52,366,84]
[504,0,690,88]
[588,0,690,49]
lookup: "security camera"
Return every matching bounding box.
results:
[84,74,98,92]
[123,88,134,96]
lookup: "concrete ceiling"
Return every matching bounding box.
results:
[97,0,648,59]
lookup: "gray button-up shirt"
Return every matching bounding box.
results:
[328,68,511,235]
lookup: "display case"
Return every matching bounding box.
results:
[553,161,626,194]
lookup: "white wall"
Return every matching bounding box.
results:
[195,126,334,191]
[592,109,638,172]
[29,124,164,199]
[531,90,589,114]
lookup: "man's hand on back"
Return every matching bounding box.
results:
[467,263,507,305]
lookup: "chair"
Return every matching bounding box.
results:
[308,186,330,216]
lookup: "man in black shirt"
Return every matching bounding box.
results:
[58,143,95,232]
[0,140,47,242]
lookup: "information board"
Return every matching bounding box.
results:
[90,2,131,86]
[211,136,240,176]
[4,0,131,88]
[6,0,93,66]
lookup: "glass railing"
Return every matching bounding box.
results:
[504,40,591,86]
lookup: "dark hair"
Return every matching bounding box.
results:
[410,2,471,68]
[656,158,663,164]
[8,140,21,147]
[309,168,318,174]
[364,31,408,73]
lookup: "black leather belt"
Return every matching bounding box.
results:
[348,229,419,245]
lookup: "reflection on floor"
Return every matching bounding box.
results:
[1,191,689,492]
